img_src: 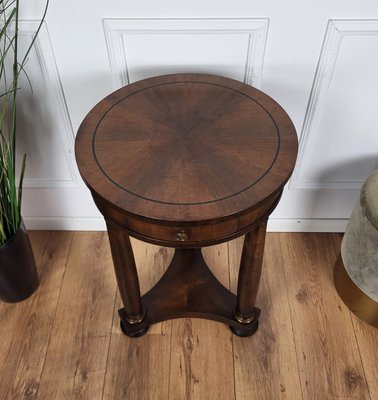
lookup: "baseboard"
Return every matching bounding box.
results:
[267,218,347,232]
[23,217,348,233]
[24,217,107,231]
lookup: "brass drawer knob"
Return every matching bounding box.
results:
[176,230,188,241]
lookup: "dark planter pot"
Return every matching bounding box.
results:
[0,221,39,302]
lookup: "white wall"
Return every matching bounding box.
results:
[18,1,378,232]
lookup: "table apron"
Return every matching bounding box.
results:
[95,191,282,248]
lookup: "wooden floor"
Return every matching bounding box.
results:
[0,232,377,400]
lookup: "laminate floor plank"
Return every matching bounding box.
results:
[168,244,235,400]
[0,231,73,400]
[2,231,377,400]
[36,232,116,400]
[229,234,302,400]
[281,233,370,400]
[349,314,378,399]
[332,233,378,400]
[102,239,173,400]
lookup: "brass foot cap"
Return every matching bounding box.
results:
[124,307,146,325]
[234,311,255,325]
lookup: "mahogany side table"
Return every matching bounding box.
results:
[75,74,298,338]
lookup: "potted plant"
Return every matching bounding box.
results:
[0,0,48,302]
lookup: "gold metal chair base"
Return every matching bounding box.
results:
[334,254,378,329]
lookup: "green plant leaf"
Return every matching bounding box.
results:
[0,0,48,244]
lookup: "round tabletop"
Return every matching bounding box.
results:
[75,74,297,224]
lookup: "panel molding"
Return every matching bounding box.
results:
[290,19,378,190]
[18,21,77,188]
[103,18,269,88]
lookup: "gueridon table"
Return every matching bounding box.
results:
[75,74,298,338]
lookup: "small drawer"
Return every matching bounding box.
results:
[94,191,280,247]
[124,194,279,247]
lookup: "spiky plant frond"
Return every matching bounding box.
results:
[0,0,48,245]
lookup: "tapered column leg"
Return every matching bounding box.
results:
[106,221,147,336]
[232,221,267,336]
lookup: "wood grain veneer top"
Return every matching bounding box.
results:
[75,74,297,223]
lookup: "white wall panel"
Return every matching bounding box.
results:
[291,20,378,190]
[14,1,378,231]
[103,18,268,87]
[16,22,77,188]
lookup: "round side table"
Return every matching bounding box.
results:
[75,74,298,338]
